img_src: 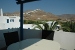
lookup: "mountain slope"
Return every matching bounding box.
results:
[3,9,75,21]
[58,14,75,20]
[23,9,58,20]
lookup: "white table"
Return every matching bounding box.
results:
[7,39,60,50]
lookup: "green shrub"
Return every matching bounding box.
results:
[23,20,43,24]
[61,21,75,32]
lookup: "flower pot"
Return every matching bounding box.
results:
[42,30,54,40]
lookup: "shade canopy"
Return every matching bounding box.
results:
[16,0,39,4]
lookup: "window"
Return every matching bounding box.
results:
[10,19,14,22]
[7,19,9,23]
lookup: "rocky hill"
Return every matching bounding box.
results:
[3,9,58,20]
[58,14,75,21]
[23,9,58,20]
[3,9,75,21]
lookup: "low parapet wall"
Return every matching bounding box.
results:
[54,30,75,50]
[0,29,75,50]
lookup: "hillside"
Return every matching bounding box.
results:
[58,14,75,21]
[3,9,75,21]
[23,9,58,20]
[3,9,58,20]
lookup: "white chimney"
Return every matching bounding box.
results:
[0,8,3,16]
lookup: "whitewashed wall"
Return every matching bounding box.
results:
[0,23,20,29]
[8,16,20,23]
[54,30,75,50]
[0,23,5,29]
[0,16,20,23]
[22,29,42,39]
[5,23,20,29]
[0,16,20,29]
[0,16,9,23]
[23,24,43,29]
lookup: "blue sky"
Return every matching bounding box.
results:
[0,0,75,15]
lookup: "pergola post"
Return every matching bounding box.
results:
[20,3,23,40]
[16,0,39,41]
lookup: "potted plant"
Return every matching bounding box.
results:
[33,21,58,40]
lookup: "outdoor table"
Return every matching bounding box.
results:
[7,39,60,50]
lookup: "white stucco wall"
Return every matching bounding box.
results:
[0,16,20,29]
[0,23,5,29]
[23,24,43,30]
[0,23,20,29]
[23,24,34,29]
[8,16,20,23]
[54,30,75,50]
[23,29,42,39]
[0,16,9,23]
[5,23,20,29]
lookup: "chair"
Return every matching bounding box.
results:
[3,31,19,47]
[0,47,7,50]
[1,31,19,50]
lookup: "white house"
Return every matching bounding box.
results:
[0,8,20,29]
